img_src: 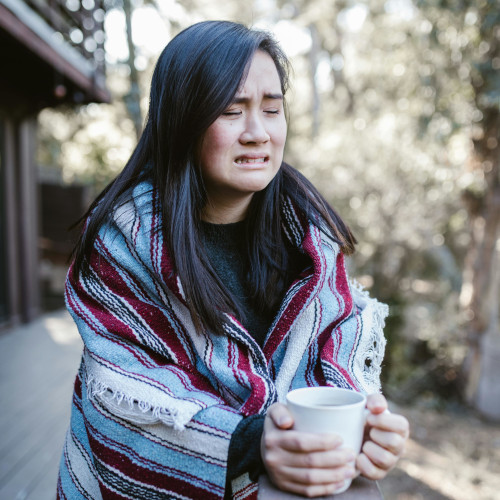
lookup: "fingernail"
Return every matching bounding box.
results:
[278,416,292,427]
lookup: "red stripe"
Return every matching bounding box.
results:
[238,343,268,415]
[149,188,186,304]
[234,482,258,499]
[92,242,195,369]
[262,227,320,376]
[86,428,221,499]
[68,261,219,398]
[74,372,82,400]
[56,474,67,500]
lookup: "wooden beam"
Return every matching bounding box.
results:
[1,118,21,326]
[17,117,40,322]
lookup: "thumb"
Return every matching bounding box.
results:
[267,403,294,429]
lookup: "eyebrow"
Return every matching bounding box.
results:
[232,93,284,103]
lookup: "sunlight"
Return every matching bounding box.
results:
[263,19,312,57]
[337,4,368,32]
[104,5,171,64]
[44,315,81,345]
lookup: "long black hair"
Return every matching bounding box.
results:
[71,20,356,334]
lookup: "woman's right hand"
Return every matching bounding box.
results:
[260,403,357,498]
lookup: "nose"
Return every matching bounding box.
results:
[239,112,270,144]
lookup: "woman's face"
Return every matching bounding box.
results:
[199,50,287,223]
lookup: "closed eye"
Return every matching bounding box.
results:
[222,111,241,116]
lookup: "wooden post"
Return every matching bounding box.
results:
[18,117,40,322]
[2,118,22,326]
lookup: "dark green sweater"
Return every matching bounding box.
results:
[201,220,275,346]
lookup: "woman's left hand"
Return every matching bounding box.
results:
[356,393,409,480]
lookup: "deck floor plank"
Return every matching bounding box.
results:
[0,311,82,500]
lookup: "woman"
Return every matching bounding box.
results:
[58,20,409,499]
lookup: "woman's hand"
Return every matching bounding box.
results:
[261,403,356,498]
[356,394,409,480]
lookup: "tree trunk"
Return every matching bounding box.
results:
[308,23,320,138]
[459,3,500,420]
[123,0,143,140]
[461,106,500,420]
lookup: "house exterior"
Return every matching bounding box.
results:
[0,0,110,327]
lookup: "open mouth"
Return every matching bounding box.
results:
[234,156,269,165]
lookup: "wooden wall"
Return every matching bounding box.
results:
[0,115,40,327]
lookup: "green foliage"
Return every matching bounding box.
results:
[279,0,499,400]
[36,0,499,402]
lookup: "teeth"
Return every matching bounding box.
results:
[235,157,266,164]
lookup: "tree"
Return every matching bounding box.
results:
[405,0,499,417]
[267,0,499,417]
[457,1,499,418]
[123,0,143,140]
[267,0,469,401]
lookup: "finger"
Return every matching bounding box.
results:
[362,440,399,471]
[284,448,356,469]
[267,403,294,429]
[356,452,387,481]
[366,393,388,414]
[369,428,406,456]
[278,431,343,453]
[279,464,355,486]
[274,480,346,498]
[262,430,343,457]
[367,412,410,438]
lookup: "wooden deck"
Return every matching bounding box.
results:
[0,310,82,499]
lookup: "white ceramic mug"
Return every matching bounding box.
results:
[286,387,367,493]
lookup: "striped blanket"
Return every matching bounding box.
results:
[57,181,388,499]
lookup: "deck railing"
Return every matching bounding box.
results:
[24,0,107,82]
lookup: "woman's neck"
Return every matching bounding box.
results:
[201,194,253,224]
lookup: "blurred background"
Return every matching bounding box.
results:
[0,0,499,499]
